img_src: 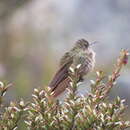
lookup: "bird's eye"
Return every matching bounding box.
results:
[84,43,89,48]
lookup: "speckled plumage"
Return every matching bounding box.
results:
[49,39,95,98]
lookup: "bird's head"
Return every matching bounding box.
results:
[75,39,89,50]
[74,39,96,59]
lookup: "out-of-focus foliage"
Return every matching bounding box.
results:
[0,50,129,130]
[0,0,32,19]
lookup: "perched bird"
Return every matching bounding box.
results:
[49,39,96,99]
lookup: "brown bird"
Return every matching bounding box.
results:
[49,39,96,99]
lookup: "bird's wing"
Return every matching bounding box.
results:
[51,77,70,97]
[49,54,73,92]
[59,52,71,67]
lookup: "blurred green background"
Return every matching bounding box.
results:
[0,0,130,128]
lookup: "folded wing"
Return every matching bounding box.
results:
[49,54,73,96]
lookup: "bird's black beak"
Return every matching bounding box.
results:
[90,41,99,46]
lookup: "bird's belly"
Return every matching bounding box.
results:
[78,61,93,76]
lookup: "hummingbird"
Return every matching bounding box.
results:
[49,39,96,99]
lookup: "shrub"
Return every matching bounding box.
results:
[0,50,130,130]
